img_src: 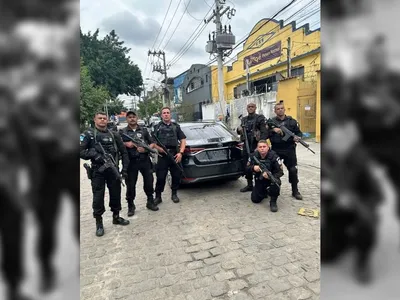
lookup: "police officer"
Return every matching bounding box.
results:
[237,103,268,192]
[80,112,130,237]
[0,87,32,300]
[152,107,187,204]
[119,111,159,215]
[247,140,283,212]
[268,101,303,200]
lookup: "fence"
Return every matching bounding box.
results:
[201,92,277,131]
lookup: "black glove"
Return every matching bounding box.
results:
[86,148,98,158]
[121,169,128,179]
[93,155,104,164]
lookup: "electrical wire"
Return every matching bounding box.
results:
[157,0,184,50]
[163,0,192,50]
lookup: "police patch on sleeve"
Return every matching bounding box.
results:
[80,134,85,143]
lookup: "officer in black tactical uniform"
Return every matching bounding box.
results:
[80,112,130,237]
[0,86,32,300]
[119,111,159,215]
[237,102,268,192]
[247,140,284,212]
[153,107,187,204]
[268,101,303,200]
[350,34,400,225]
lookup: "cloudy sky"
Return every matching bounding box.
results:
[80,0,320,94]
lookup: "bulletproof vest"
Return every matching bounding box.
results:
[244,115,257,137]
[93,129,118,160]
[255,151,273,171]
[269,116,296,147]
[155,123,178,148]
[122,127,147,159]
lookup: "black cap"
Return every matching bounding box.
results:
[126,111,137,116]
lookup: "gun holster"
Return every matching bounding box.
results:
[83,163,93,180]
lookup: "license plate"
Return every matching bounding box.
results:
[206,149,227,160]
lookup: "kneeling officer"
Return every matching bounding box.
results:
[247,140,284,212]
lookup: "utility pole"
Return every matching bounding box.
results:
[245,58,250,92]
[205,0,236,118]
[148,50,169,107]
[287,37,291,77]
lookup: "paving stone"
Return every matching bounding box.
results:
[187,261,204,270]
[210,247,225,256]
[268,279,293,294]
[304,270,319,283]
[193,251,212,260]
[248,282,274,298]
[215,271,236,281]
[236,266,254,277]
[210,282,229,297]
[228,279,248,291]
[79,143,320,300]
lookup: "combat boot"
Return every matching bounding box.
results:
[146,196,159,211]
[95,217,104,237]
[7,288,32,300]
[154,193,163,205]
[127,203,136,216]
[41,264,55,293]
[270,198,278,212]
[291,184,303,200]
[112,214,130,225]
[240,179,253,192]
[171,192,180,203]
[355,258,372,284]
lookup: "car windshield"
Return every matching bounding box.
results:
[182,123,236,141]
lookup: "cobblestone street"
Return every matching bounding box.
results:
[80,143,320,300]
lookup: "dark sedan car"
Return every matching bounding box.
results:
[168,121,244,184]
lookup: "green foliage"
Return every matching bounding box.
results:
[80,58,109,130]
[107,98,127,116]
[137,96,163,119]
[80,28,143,98]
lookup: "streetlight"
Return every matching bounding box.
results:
[145,78,161,83]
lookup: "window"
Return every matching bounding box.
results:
[291,66,305,77]
[181,124,236,141]
[186,77,204,93]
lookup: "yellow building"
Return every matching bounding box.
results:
[211,18,320,139]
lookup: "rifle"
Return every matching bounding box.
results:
[252,155,280,186]
[95,142,125,186]
[152,134,186,178]
[266,118,315,154]
[238,114,253,160]
[121,133,161,156]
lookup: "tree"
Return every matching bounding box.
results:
[80,28,143,98]
[80,58,109,130]
[137,96,163,119]
[106,98,127,116]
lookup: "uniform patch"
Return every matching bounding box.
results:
[80,134,84,142]
[137,133,142,138]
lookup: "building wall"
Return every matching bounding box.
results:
[316,70,321,143]
[180,64,212,120]
[276,77,299,121]
[223,18,320,101]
